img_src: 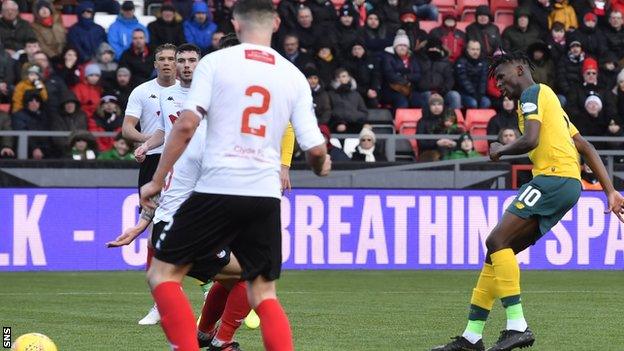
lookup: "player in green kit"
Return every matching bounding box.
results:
[430,51,624,351]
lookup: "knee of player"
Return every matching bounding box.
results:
[146,266,162,289]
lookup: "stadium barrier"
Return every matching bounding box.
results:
[0,188,622,271]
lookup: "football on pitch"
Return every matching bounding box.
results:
[11,333,57,351]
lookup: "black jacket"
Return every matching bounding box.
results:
[311,84,332,125]
[119,48,155,86]
[360,22,395,57]
[381,49,421,92]
[487,110,518,137]
[604,25,624,59]
[465,22,501,57]
[351,146,387,161]
[454,54,487,97]
[328,79,369,126]
[342,51,382,98]
[568,23,607,58]
[416,50,455,95]
[11,107,51,155]
[556,53,584,95]
[0,17,36,51]
[148,17,186,47]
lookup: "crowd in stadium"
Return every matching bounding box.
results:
[1,0,624,162]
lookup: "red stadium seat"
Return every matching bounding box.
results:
[471,126,489,154]
[432,0,457,17]
[495,14,514,32]
[330,0,346,11]
[464,108,496,130]
[457,0,488,21]
[455,21,471,32]
[454,108,465,129]
[395,108,423,153]
[20,13,33,22]
[419,20,439,33]
[491,0,518,21]
[0,104,9,113]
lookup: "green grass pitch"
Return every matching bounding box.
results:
[1,270,623,350]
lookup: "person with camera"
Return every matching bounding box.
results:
[11,63,48,113]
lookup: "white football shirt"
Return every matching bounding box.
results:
[154,84,205,223]
[183,43,324,199]
[125,79,178,155]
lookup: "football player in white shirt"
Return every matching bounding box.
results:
[120,43,178,325]
[139,0,330,349]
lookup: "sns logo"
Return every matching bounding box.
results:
[521,102,537,114]
[168,111,181,124]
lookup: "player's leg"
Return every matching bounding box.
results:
[209,279,250,351]
[147,258,198,351]
[248,276,293,351]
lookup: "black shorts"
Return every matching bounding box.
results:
[153,192,282,281]
[152,221,231,283]
[138,154,161,194]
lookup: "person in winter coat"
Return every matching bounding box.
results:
[415,36,461,109]
[67,130,97,160]
[604,10,624,60]
[545,21,567,63]
[313,39,341,88]
[214,0,236,33]
[416,93,462,161]
[465,6,501,57]
[571,95,610,145]
[51,90,88,154]
[330,5,361,58]
[444,133,481,160]
[72,63,102,120]
[290,6,322,53]
[548,0,577,30]
[107,1,149,61]
[277,0,308,32]
[0,0,36,55]
[360,11,395,58]
[381,29,421,108]
[454,40,490,108]
[342,40,382,108]
[600,52,621,91]
[377,0,401,29]
[328,68,369,133]
[119,29,154,86]
[54,47,81,88]
[32,51,69,124]
[304,67,332,125]
[105,67,133,111]
[351,127,387,162]
[556,40,586,97]
[12,64,48,113]
[487,96,518,140]
[67,1,106,63]
[183,1,217,54]
[281,33,316,72]
[98,132,134,160]
[610,68,624,127]
[31,0,66,60]
[502,7,540,53]
[527,0,552,35]
[90,94,123,151]
[406,0,439,21]
[568,12,607,58]
[567,57,615,118]
[527,41,556,88]
[148,3,186,48]
[398,8,428,53]
[11,92,51,159]
[430,14,465,63]
[96,43,118,90]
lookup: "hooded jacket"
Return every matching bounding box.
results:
[67,1,107,62]
[381,44,421,93]
[465,6,501,56]
[568,20,607,58]
[107,14,149,61]
[342,41,382,100]
[97,42,118,88]
[12,64,49,113]
[183,2,217,52]
[31,0,66,59]
[91,100,123,151]
[328,78,369,127]
[148,12,186,47]
[548,0,578,31]
[72,74,101,119]
[528,41,556,88]
[415,38,455,95]
[360,12,395,56]
[430,18,466,62]
[502,7,540,53]
[51,90,88,151]
[604,22,624,59]
[11,93,51,155]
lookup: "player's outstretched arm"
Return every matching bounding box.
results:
[134,130,165,163]
[306,144,331,176]
[573,134,624,222]
[140,110,200,210]
[122,115,150,143]
[490,120,540,161]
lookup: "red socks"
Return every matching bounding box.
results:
[214,282,250,343]
[256,298,294,351]
[152,281,199,351]
[146,246,154,270]
[198,282,229,334]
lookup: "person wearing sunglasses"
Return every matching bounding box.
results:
[350,127,386,162]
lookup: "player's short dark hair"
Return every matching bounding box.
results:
[488,50,534,78]
[233,0,275,19]
[176,43,201,57]
[219,33,240,48]
[155,43,177,57]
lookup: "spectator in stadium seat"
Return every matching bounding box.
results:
[527,41,556,88]
[571,94,610,144]
[343,40,382,108]
[71,62,101,119]
[303,67,332,125]
[107,1,149,61]
[31,0,66,60]
[183,1,217,54]
[51,90,87,154]
[569,12,607,58]
[548,0,577,30]
[376,0,401,30]
[67,1,106,63]
[381,29,421,108]
[430,14,465,63]
[415,36,461,109]
[0,110,14,158]
[54,46,81,88]
[82,0,120,14]
[405,0,439,21]
[545,21,566,63]
[67,130,97,160]
[487,96,518,140]
[454,40,490,108]
[119,29,154,86]
[360,11,395,58]
[351,127,387,162]
[313,38,341,88]
[318,123,351,161]
[281,33,316,72]
[572,0,608,28]
[444,133,481,160]
[96,43,118,90]
[32,50,69,125]
[97,132,134,160]
[292,6,321,53]
[497,127,519,145]
[568,57,615,117]
[417,93,461,161]
[148,3,186,48]
[330,5,360,58]
[207,31,225,53]
[527,0,553,35]
[0,0,36,56]
[557,40,585,97]
[17,38,42,67]
[11,92,51,159]
[610,68,624,117]
[214,0,235,33]
[12,63,48,113]
[398,7,428,53]
[502,7,540,53]
[328,68,369,133]
[465,5,501,57]
[90,94,123,151]
[277,0,307,32]
[106,67,133,111]
[600,52,620,90]
[605,10,624,60]
[0,43,16,92]
[309,0,339,29]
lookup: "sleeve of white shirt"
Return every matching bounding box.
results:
[183,56,215,119]
[157,93,166,132]
[124,86,143,118]
[290,74,325,151]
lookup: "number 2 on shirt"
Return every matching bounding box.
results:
[241,85,270,137]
